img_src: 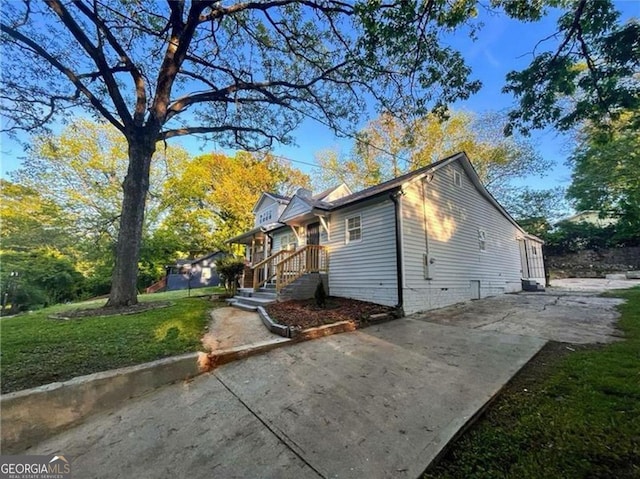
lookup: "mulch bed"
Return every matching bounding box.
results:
[265,297,394,329]
[49,301,172,320]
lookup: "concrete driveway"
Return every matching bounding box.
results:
[29,320,544,479]
[411,280,633,344]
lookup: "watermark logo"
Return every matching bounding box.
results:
[0,455,71,479]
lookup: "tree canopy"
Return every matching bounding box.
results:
[1,0,636,306]
[502,0,640,134]
[315,111,550,201]
[566,110,640,244]
[160,151,310,253]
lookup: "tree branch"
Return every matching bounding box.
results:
[45,0,133,125]
[551,0,587,64]
[0,22,125,132]
[198,0,354,23]
[72,0,148,125]
[159,125,278,141]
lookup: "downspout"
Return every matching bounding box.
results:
[389,190,404,316]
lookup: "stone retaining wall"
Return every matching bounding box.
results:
[547,246,640,278]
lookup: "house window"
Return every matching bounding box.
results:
[280,233,297,251]
[346,215,362,243]
[258,208,273,224]
[454,170,462,187]
[478,229,486,252]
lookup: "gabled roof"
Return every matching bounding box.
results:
[328,153,459,208]
[268,192,290,201]
[321,152,543,242]
[312,183,352,202]
[233,152,543,244]
[252,192,291,213]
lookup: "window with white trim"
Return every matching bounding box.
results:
[346,215,362,243]
[280,233,297,251]
[258,208,273,224]
[454,170,462,187]
[478,229,486,252]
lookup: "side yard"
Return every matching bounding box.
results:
[423,287,640,478]
[1,288,224,393]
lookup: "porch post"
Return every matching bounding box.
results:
[250,238,256,265]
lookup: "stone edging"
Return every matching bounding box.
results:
[256,305,362,340]
[257,306,291,337]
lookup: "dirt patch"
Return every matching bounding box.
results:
[49,301,172,320]
[265,297,394,329]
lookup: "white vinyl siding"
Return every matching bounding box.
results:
[401,163,524,314]
[279,196,311,222]
[326,199,398,306]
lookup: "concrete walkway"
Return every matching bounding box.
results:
[201,307,289,352]
[551,277,640,292]
[29,319,545,479]
[412,281,632,344]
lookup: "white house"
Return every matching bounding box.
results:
[228,152,545,315]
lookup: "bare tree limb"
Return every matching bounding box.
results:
[0,22,125,132]
[45,0,133,125]
[72,0,148,125]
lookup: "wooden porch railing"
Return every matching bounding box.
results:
[276,245,328,293]
[251,249,294,290]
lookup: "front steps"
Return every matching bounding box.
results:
[522,279,545,292]
[227,286,277,311]
[228,274,328,310]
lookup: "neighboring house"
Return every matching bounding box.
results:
[165,251,226,291]
[556,210,618,228]
[228,152,545,315]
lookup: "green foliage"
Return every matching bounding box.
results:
[12,120,188,242]
[215,256,245,296]
[0,180,71,252]
[424,287,640,478]
[503,187,570,225]
[314,280,327,308]
[160,151,310,252]
[544,221,617,255]
[566,111,640,245]
[315,111,548,201]
[0,249,86,311]
[0,296,217,393]
[504,1,640,134]
[543,220,639,255]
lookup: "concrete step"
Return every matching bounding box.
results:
[522,281,545,292]
[237,288,254,298]
[231,302,258,312]
[252,292,277,300]
[232,295,276,307]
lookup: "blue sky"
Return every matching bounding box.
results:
[2,1,638,190]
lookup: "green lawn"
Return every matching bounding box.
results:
[423,287,640,479]
[0,287,225,394]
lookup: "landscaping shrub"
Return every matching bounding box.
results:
[314,280,327,308]
[215,256,245,296]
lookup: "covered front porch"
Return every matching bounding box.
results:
[228,223,329,296]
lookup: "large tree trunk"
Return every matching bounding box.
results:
[106,132,156,307]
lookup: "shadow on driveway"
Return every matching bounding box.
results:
[31,319,544,479]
